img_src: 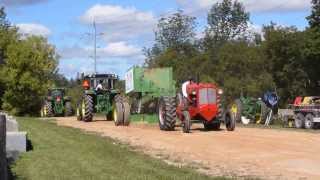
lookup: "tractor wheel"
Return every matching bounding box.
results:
[82,95,93,122]
[122,97,131,126]
[76,104,82,121]
[258,102,270,124]
[225,112,235,131]
[305,113,315,129]
[113,102,124,126]
[231,99,242,123]
[40,106,44,117]
[294,113,305,129]
[44,101,53,117]
[64,101,73,116]
[203,121,220,130]
[106,112,113,121]
[182,111,191,133]
[158,96,176,131]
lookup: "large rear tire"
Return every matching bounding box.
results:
[158,96,176,131]
[113,102,124,126]
[231,99,242,123]
[122,99,131,126]
[258,102,270,124]
[64,101,73,116]
[305,113,315,129]
[294,113,305,129]
[182,111,191,133]
[82,95,93,122]
[225,112,235,131]
[44,101,53,117]
[76,105,82,121]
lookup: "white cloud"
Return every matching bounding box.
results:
[176,0,311,13]
[99,41,141,57]
[80,4,156,42]
[17,23,51,37]
[59,41,143,59]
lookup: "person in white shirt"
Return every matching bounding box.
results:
[95,80,103,91]
[182,77,194,98]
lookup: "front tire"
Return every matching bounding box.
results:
[305,113,315,129]
[82,95,93,122]
[64,101,73,116]
[158,96,176,131]
[182,111,191,133]
[44,101,53,117]
[225,112,235,131]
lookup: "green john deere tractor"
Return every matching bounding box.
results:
[76,74,130,126]
[40,88,73,117]
[230,96,269,125]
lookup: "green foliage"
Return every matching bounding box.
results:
[155,10,196,50]
[262,25,309,102]
[145,1,320,106]
[307,0,320,29]
[217,42,274,102]
[204,0,249,48]
[66,83,83,110]
[1,36,58,115]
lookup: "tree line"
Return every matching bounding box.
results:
[0,7,60,115]
[144,0,320,105]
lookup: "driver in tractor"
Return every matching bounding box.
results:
[96,80,104,92]
[182,77,194,98]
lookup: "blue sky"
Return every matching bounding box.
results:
[0,0,312,79]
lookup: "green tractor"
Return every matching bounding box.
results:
[230,96,268,125]
[40,88,73,117]
[230,92,279,125]
[76,74,130,126]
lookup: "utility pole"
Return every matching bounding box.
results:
[88,20,104,74]
[93,21,97,74]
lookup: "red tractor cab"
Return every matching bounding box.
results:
[176,82,235,133]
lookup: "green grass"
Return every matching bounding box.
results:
[130,114,158,124]
[11,117,227,180]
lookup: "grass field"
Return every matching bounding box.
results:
[11,117,227,180]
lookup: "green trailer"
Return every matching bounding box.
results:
[125,67,176,112]
[125,66,177,130]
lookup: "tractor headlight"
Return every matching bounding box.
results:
[218,89,223,95]
[192,91,196,95]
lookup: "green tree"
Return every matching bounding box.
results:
[204,0,249,49]
[145,11,199,84]
[305,0,320,94]
[262,24,308,103]
[217,42,274,102]
[155,10,196,50]
[1,36,58,115]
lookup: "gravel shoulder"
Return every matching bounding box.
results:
[56,117,320,180]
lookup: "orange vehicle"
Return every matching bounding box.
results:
[175,82,235,133]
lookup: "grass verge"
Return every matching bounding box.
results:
[11,117,227,180]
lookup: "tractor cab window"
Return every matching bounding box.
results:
[51,90,63,97]
[199,88,216,105]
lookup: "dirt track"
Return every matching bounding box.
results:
[56,117,320,180]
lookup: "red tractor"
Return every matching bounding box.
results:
[175,82,235,133]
